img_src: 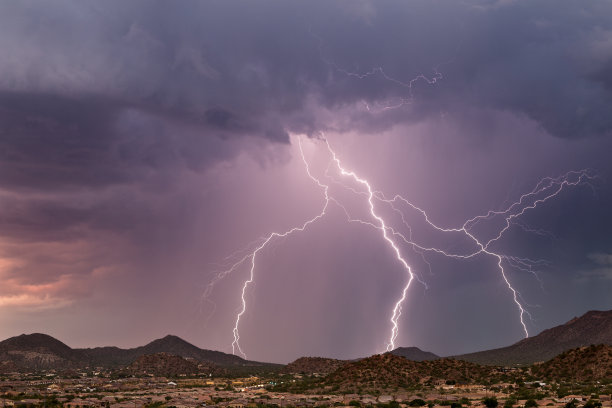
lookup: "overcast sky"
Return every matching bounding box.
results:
[0,0,611,363]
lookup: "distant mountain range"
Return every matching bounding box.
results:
[1,309,610,373]
[0,333,280,372]
[454,310,612,365]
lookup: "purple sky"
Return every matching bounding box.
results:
[1,1,611,364]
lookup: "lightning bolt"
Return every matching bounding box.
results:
[321,139,416,352]
[320,141,592,347]
[371,169,594,339]
[223,138,335,358]
[207,133,594,357]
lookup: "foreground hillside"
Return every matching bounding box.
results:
[531,344,612,381]
[125,352,200,377]
[274,353,510,394]
[456,310,612,365]
[324,354,502,393]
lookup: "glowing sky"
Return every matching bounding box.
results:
[0,1,611,364]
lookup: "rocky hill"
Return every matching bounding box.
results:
[321,353,502,393]
[126,353,199,377]
[455,310,612,366]
[390,347,439,361]
[530,344,612,381]
[284,357,347,375]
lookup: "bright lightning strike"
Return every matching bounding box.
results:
[207,135,595,358]
[372,169,595,339]
[322,139,416,352]
[222,138,333,358]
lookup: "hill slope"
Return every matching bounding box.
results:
[321,353,502,393]
[126,352,200,377]
[455,310,612,366]
[531,344,612,381]
[284,357,347,375]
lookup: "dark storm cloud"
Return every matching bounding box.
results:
[1,1,611,188]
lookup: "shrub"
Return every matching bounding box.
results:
[483,397,498,408]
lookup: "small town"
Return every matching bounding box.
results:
[0,371,610,408]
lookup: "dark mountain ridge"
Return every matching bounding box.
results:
[0,333,279,372]
[454,310,612,366]
[2,309,610,371]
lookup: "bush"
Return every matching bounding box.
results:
[564,400,578,408]
[410,399,427,407]
[525,400,538,408]
[483,397,498,408]
[583,401,602,408]
[504,398,517,408]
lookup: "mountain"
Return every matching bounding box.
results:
[0,333,280,372]
[284,357,347,375]
[390,346,439,361]
[455,310,612,366]
[530,344,612,381]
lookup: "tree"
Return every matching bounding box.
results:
[564,400,578,408]
[525,399,538,408]
[583,401,602,408]
[483,397,498,408]
[504,398,517,408]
